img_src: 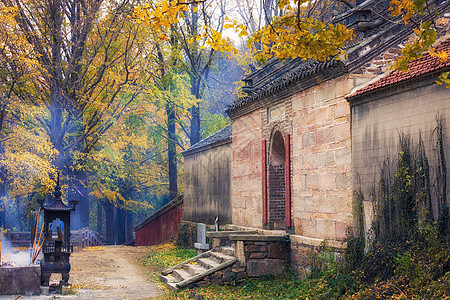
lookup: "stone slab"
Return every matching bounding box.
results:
[194,243,210,250]
[206,230,258,238]
[197,223,207,244]
[0,266,41,295]
[229,234,288,242]
[246,259,285,277]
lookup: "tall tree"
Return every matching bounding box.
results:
[0,0,143,228]
[135,0,231,146]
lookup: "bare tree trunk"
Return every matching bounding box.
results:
[167,102,178,199]
[103,201,115,245]
[0,106,7,228]
[97,200,103,236]
[190,76,202,145]
[116,205,126,244]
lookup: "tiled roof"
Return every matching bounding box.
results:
[225,59,344,116]
[348,39,450,99]
[182,124,232,155]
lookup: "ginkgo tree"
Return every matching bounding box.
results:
[390,0,449,77]
[135,0,234,146]
[0,0,145,228]
[0,5,57,227]
[135,0,449,68]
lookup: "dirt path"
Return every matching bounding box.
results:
[0,246,163,300]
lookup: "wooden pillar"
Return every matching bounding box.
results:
[284,134,292,228]
[262,140,268,225]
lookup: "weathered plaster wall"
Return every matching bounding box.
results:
[183,143,232,225]
[352,79,450,228]
[231,110,264,228]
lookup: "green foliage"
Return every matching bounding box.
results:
[344,234,365,272]
[200,112,230,140]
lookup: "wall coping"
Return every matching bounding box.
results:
[229,234,288,242]
[206,230,258,238]
[290,234,346,249]
[226,224,346,249]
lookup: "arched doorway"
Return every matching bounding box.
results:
[268,131,286,230]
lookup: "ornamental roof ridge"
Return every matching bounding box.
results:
[226,59,339,115]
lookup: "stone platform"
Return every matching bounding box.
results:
[0,266,41,295]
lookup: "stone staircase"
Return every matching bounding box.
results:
[160,247,237,291]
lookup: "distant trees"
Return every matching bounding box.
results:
[0,0,203,240]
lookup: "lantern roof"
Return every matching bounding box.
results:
[38,174,78,211]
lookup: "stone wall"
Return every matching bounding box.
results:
[290,234,344,276]
[240,240,289,277]
[231,74,372,241]
[231,110,264,228]
[184,143,232,225]
[351,75,450,230]
[290,75,361,241]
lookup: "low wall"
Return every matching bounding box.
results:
[135,196,183,246]
[209,231,290,278]
[224,224,346,277]
[290,235,345,276]
[183,125,232,225]
[233,236,289,277]
[0,266,41,295]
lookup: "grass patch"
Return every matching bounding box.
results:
[157,268,365,300]
[143,243,197,270]
[146,239,449,300]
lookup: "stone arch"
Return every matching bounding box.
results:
[268,129,287,230]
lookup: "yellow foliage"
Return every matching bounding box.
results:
[0,104,57,199]
[82,246,105,251]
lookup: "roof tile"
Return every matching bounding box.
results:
[348,39,450,99]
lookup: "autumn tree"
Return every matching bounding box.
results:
[0,6,57,227]
[0,0,144,228]
[88,107,166,244]
[135,0,235,146]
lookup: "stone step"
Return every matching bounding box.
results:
[161,246,238,291]
[220,246,234,256]
[210,251,234,264]
[183,263,207,275]
[197,257,220,269]
[166,282,178,291]
[159,274,176,284]
[172,269,191,282]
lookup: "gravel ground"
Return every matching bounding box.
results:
[0,245,163,300]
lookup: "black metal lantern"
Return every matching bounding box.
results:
[37,174,79,287]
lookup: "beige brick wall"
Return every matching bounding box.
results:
[291,75,354,241]
[232,74,363,241]
[231,110,264,228]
